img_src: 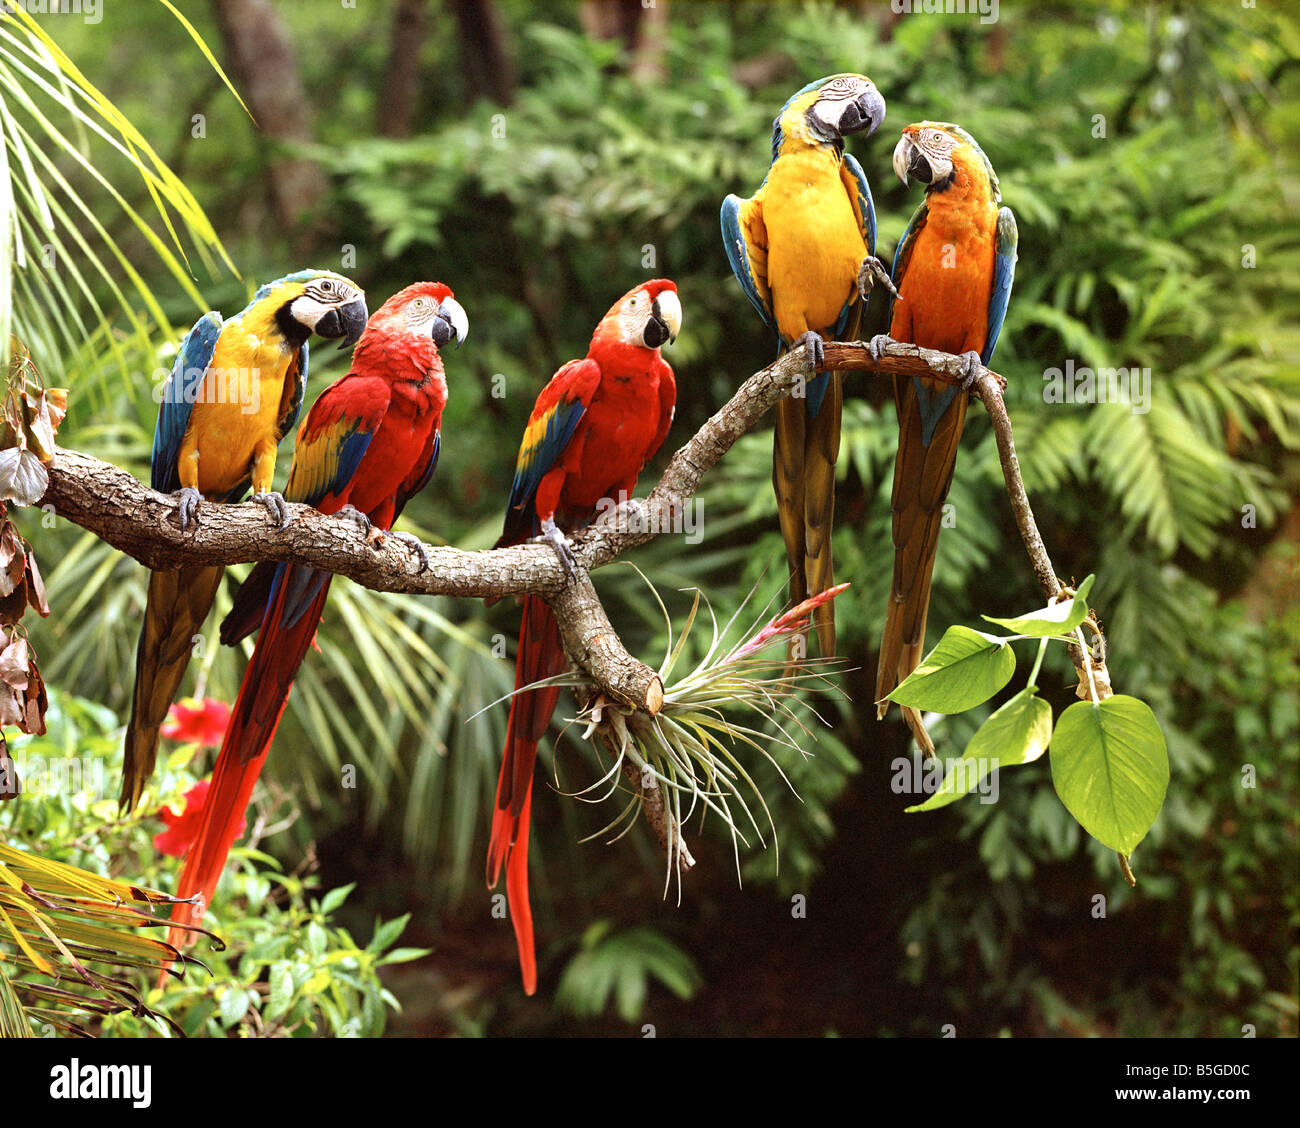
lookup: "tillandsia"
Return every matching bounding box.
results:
[559,577,850,904]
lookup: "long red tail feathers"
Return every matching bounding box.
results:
[488,785,536,995]
[163,565,332,958]
[488,594,564,995]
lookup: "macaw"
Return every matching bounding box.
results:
[161,282,468,948]
[121,270,367,812]
[870,123,1018,753]
[721,73,890,658]
[491,279,681,995]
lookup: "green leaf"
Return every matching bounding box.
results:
[305,922,328,959]
[368,914,411,955]
[264,963,294,1022]
[888,626,1017,713]
[218,986,251,1029]
[907,687,1053,812]
[319,883,355,917]
[1050,696,1169,853]
[378,946,432,966]
[982,574,1096,636]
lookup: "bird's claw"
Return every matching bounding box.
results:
[794,331,825,372]
[868,333,895,364]
[172,487,202,532]
[857,255,899,302]
[387,530,431,574]
[253,490,292,531]
[538,516,580,582]
[337,504,372,537]
[959,351,984,391]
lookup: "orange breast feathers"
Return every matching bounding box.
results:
[762,148,868,342]
[891,168,1000,358]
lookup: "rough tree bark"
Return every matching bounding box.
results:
[37,341,1112,713]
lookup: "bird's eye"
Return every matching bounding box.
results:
[628,296,640,309]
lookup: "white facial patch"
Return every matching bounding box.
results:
[812,76,868,131]
[617,291,652,345]
[288,294,333,330]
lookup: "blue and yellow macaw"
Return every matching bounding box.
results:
[120,269,367,811]
[722,73,890,657]
[869,122,1018,754]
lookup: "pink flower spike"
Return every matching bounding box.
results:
[733,584,851,661]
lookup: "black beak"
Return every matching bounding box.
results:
[907,146,934,184]
[314,298,369,351]
[838,86,886,138]
[642,300,671,349]
[429,297,468,349]
[430,314,456,348]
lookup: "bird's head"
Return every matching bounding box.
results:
[598,279,682,351]
[776,73,886,155]
[367,281,470,350]
[891,122,1001,200]
[262,269,369,351]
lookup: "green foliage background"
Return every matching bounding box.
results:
[5,0,1297,1035]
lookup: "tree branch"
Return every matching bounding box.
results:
[35,337,1109,723]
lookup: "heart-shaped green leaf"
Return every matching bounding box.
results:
[888,625,1016,713]
[907,687,1053,811]
[982,574,1095,637]
[1050,695,1169,853]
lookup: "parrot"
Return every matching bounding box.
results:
[161,281,468,949]
[490,279,681,995]
[721,73,891,659]
[121,270,367,813]
[870,122,1018,754]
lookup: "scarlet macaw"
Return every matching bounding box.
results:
[162,282,467,946]
[121,271,367,812]
[721,73,890,658]
[871,123,1018,752]
[491,280,681,994]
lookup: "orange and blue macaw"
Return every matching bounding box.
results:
[161,282,467,948]
[491,280,681,994]
[870,123,1018,753]
[722,73,889,658]
[121,270,367,812]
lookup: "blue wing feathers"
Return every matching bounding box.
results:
[151,312,222,493]
[982,206,1018,366]
[720,195,775,335]
[508,398,586,517]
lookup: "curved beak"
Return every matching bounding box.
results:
[892,134,933,186]
[644,289,682,349]
[317,297,369,351]
[430,297,469,349]
[838,83,886,139]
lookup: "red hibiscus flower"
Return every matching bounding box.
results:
[160,697,231,748]
[154,778,246,858]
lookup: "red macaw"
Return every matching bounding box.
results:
[721,74,889,658]
[871,123,1018,752]
[162,282,468,948]
[491,279,681,994]
[122,271,367,811]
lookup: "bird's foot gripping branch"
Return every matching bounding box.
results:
[37,335,1161,885]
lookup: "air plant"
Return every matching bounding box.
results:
[556,574,850,902]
